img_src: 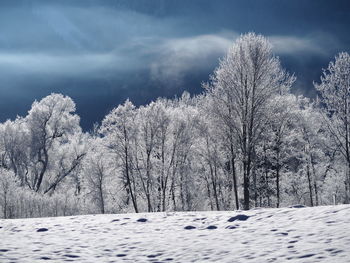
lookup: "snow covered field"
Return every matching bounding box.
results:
[1,205,350,263]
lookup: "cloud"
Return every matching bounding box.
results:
[270,35,330,55]
[147,32,334,86]
[0,29,333,84]
[0,2,337,91]
[0,52,118,76]
[149,32,236,86]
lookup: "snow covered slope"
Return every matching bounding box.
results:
[1,205,350,262]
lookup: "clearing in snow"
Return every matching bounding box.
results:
[1,205,350,262]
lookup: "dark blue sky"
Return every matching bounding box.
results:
[0,0,349,130]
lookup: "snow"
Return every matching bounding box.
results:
[1,205,350,262]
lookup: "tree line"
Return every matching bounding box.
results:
[1,33,350,218]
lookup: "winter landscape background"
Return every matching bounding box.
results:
[1,1,350,262]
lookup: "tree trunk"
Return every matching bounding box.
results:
[311,162,319,206]
[243,159,250,210]
[146,154,152,212]
[230,143,239,210]
[205,175,214,210]
[276,167,280,208]
[209,162,220,211]
[171,178,176,211]
[99,184,105,214]
[306,163,314,207]
[35,148,48,192]
[124,133,138,213]
[3,190,7,219]
[253,167,258,207]
[276,149,281,208]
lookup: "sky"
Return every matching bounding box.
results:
[0,0,349,130]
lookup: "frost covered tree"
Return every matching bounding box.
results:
[296,98,326,206]
[196,94,238,211]
[255,94,299,207]
[25,94,84,193]
[135,102,165,212]
[81,135,117,214]
[0,169,17,218]
[315,52,350,203]
[0,118,29,186]
[168,95,200,211]
[205,33,295,210]
[0,94,85,195]
[0,94,87,218]
[100,99,139,213]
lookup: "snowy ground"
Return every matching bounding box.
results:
[1,205,350,263]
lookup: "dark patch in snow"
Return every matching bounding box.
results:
[147,253,162,258]
[137,218,148,222]
[288,240,298,244]
[0,249,9,252]
[40,256,51,260]
[228,214,249,222]
[225,225,237,229]
[289,204,306,208]
[206,225,217,230]
[10,227,21,232]
[164,258,174,261]
[276,232,288,236]
[64,254,80,258]
[270,229,278,232]
[184,225,196,230]
[116,254,127,257]
[298,254,315,258]
[331,249,344,255]
[37,228,49,232]
[193,217,206,221]
[111,219,120,222]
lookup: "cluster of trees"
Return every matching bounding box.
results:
[1,33,350,218]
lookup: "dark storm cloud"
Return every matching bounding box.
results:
[0,0,349,129]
